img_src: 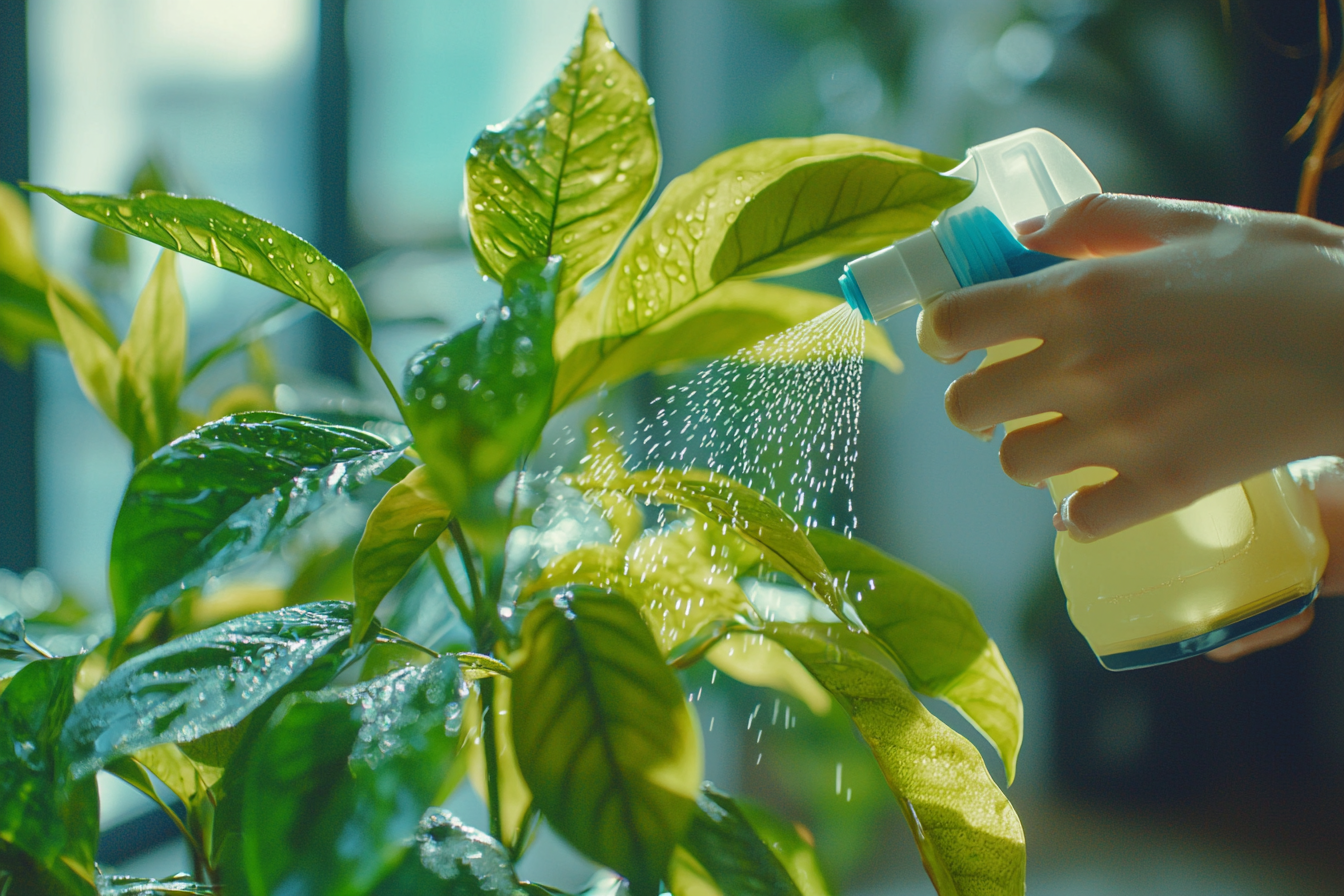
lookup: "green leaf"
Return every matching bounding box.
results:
[129,744,221,808]
[90,157,170,269]
[809,529,1023,783]
[61,601,371,779]
[705,633,831,717]
[553,280,899,408]
[464,675,533,851]
[404,258,558,525]
[25,185,373,348]
[117,251,187,462]
[351,465,451,644]
[582,469,853,625]
[766,623,1025,896]
[237,655,466,896]
[0,182,58,367]
[109,412,404,638]
[46,282,121,423]
[710,153,972,281]
[0,839,96,896]
[555,135,964,356]
[466,9,658,317]
[0,656,99,890]
[673,784,804,896]
[733,798,831,896]
[414,809,522,894]
[512,589,702,896]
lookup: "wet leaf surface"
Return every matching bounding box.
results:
[351,464,451,643]
[466,10,657,316]
[0,655,99,887]
[405,259,558,525]
[62,601,368,779]
[810,528,1023,783]
[236,654,466,896]
[96,874,215,895]
[766,623,1025,896]
[414,809,522,894]
[27,185,373,348]
[512,589,701,896]
[673,784,804,896]
[109,412,403,637]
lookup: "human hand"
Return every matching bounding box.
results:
[916,193,1344,542]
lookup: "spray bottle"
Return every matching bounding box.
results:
[840,128,1327,670]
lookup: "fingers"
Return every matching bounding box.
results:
[1205,605,1315,662]
[1057,475,1159,542]
[1017,193,1228,259]
[917,275,1052,361]
[998,417,1096,487]
[943,346,1063,434]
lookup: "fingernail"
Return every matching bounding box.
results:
[1058,494,1095,543]
[1052,512,1066,532]
[1015,215,1046,235]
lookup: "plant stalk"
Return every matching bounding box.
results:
[430,541,474,628]
[364,348,408,416]
[480,674,504,845]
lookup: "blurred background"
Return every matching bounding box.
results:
[3,0,1344,892]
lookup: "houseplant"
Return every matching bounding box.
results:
[1,10,1025,895]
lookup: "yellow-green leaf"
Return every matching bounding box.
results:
[47,282,121,423]
[512,589,702,896]
[351,465,451,644]
[556,136,963,357]
[131,743,221,807]
[466,9,659,316]
[117,251,186,462]
[710,153,972,282]
[810,528,1023,784]
[706,633,830,716]
[554,280,899,409]
[767,623,1025,896]
[26,185,373,348]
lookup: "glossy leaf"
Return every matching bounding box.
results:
[464,673,533,849]
[0,656,99,888]
[117,251,186,462]
[512,589,702,896]
[351,464,451,643]
[96,874,215,895]
[710,153,972,281]
[733,798,831,896]
[673,784,803,896]
[238,655,466,896]
[586,469,853,624]
[90,157,170,269]
[809,528,1023,783]
[766,623,1025,896]
[557,136,963,355]
[554,280,899,408]
[26,185,373,348]
[466,9,658,315]
[109,412,404,637]
[61,601,371,779]
[404,258,558,524]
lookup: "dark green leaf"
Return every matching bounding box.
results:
[765,623,1025,896]
[734,799,831,896]
[109,412,403,637]
[236,654,466,896]
[61,601,370,779]
[809,529,1023,783]
[674,784,803,896]
[352,465,451,644]
[404,258,558,524]
[413,809,522,894]
[0,839,95,896]
[0,656,99,888]
[25,185,373,348]
[512,589,701,896]
[466,10,658,316]
[710,153,972,281]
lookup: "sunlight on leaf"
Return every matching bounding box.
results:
[464,674,533,850]
[117,251,186,462]
[512,589,701,896]
[46,281,121,423]
[706,633,831,717]
[26,185,373,348]
[466,9,658,316]
[810,528,1023,783]
[352,464,451,644]
[554,280,899,409]
[767,623,1025,896]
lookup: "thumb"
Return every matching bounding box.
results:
[1016,193,1227,259]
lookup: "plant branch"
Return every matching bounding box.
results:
[364,348,408,416]
[430,541,474,628]
[448,519,486,613]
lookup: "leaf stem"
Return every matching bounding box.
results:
[480,675,504,845]
[375,630,440,658]
[430,541,474,629]
[364,348,408,416]
[22,637,53,659]
[448,519,486,617]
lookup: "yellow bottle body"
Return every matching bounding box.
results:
[985,341,1328,668]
